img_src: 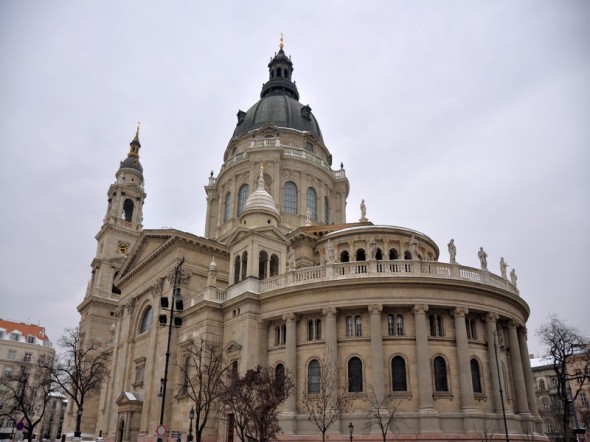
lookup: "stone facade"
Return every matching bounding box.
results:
[73,45,548,441]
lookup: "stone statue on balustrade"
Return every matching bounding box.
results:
[448,239,456,264]
[368,238,377,260]
[409,236,419,259]
[325,240,335,264]
[500,257,509,279]
[510,268,517,287]
[359,199,368,222]
[478,247,488,270]
[288,247,296,271]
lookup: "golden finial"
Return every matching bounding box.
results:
[279,33,284,50]
[135,122,141,138]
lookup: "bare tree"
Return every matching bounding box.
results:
[301,358,351,442]
[364,385,402,441]
[537,314,590,442]
[43,328,110,438]
[176,339,230,442]
[0,361,55,442]
[222,365,294,442]
[473,410,496,442]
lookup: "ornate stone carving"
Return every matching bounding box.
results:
[322,307,337,317]
[368,304,383,314]
[453,306,469,317]
[412,304,429,314]
[478,247,488,270]
[282,312,299,323]
[448,239,456,264]
[167,268,191,287]
[485,312,499,323]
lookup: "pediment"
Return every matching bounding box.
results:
[225,340,242,353]
[115,391,143,406]
[225,225,289,248]
[117,230,176,281]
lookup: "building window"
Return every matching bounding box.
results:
[324,196,329,224]
[307,319,321,341]
[340,250,350,263]
[315,319,321,340]
[23,352,32,363]
[275,363,285,394]
[281,324,286,345]
[234,256,241,283]
[270,254,279,277]
[433,356,449,392]
[139,306,153,334]
[348,357,363,393]
[541,397,550,411]
[539,379,545,390]
[306,187,317,220]
[307,320,314,341]
[180,356,190,394]
[241,251,248,280]
[355,316,363,337]
[392,356,408,391]
[283,182,298,214]
[122,199,134,222]
[466,318,477,340]
[396,315,404,335]
[581,392,588,406]
[258,251,268,280]
[274,326,281,346]
[10,332,20,341]
[387,314,395,336]
[346,317,353,337]
[305,141,313,152]
[308,359,321,394]
[546,421,553,433]
[355,249,366,261]
[470,358,482,393]
[26,335,35,344]
[238,184,249,214]
[7,350,16,360]
[429,315,444,337]
[389,248,399,260]
[224,192,231,222]
[135,364,145,386]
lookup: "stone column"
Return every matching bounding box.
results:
[518,327,539,415]
[413,304,434,410]
[485,313,502,413]
[258,320,269,368]
[322,307,338,374]
[507,321,530,414]
[453,307,476,410]
[368,304,385,402]
[283,313,298,414]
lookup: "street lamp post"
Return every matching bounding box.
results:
[157,258,185,442]
[188,407,194,442]
[493,330,510,442]
[74,405,83,439]
[348,422,354,442]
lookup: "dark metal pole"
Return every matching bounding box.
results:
[494,332,510,442]
[159,258,185,428]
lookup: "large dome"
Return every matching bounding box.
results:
[232,95,323,141]
[232,46,324,142]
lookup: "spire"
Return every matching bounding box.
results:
[257,163,265,189]
[260,36,299,100]
[119,124,143,173]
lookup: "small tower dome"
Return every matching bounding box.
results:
[239,166,280,227]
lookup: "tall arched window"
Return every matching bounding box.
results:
[389,248,399,260]
[315,319,322,340]
[539,379,546,390]
[355,249,366,261]
[258,251,268,280]
[308,359,321,394]
[404,251,412,260]
[434,356,449,392]
[238,184,249,214]
[224,192,232,222]
[234,256,241,283]
[123,199,134,222]
[241,251,248,280]
[274,326,281,346]
[270,254,279,277]
[340,251,350,263]
[139,306,153,334]
[471,358,482,393]
[324,196,330,224]
[391,356,407,391]
[355,316,362,337]
[306,187,317,220]
[375,248,383,260]
[348,357,363,392]
[275,363,285,394]
[283,182,298,214]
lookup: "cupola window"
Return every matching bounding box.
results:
[392,356,408,391]
[224,192,232,222]
[259,251,268,280]
[122,199,134,222]
[434,356,449,392]
[306,187,317,220]
[347,357,363,393]
[282,182,298,214]
[238,184,249,214]
[471,358,482,393]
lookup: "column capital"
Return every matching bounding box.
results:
[485,312,499,323]
[507,319,519,330]
[322,307,337,317]
[282,312,299,323]
[518,327,528,338]
[368,304,383,314]
[412,304,429,314]
[453,306,469,317]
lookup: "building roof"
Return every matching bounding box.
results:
[0,318,50,341]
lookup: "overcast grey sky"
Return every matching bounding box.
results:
[1,1,588,355]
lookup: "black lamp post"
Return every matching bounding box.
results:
[348,422,354,442]
[493,330,510,442]
[157,258,185,442]
[74,405,83,439]
[188,407,194,442]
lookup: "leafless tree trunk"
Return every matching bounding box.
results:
[363,385,402,441]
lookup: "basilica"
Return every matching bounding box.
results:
[73,42,546,441]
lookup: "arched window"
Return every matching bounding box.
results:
[281,324,286,345]
[355,249,366,261]
[346,316,353,337]
[348,357,363,392]
[340,250,350,263]
[258,251,268,280]
[270,254,279,277]
[283,182,298,214]
[224,192,232,222]
[375,248,383,260]
[234,256,241,283]
[139,306,153,334]
[404,251,412,260]
[387,314,395,336]
[392,356,407,391]
[389,248,399,260]
[542,397,550,411]
[275,363,285,394]
[539,379,546,390]
[241,251,248,280]
[238,184,249,214]
[324,196,330,224]
[315,319,322,340]
[307,320,314,341]
[308,359,321,394]
[306,187,317,220]
[305,141,313,152]
[396,315,404,335]
[434,356,449,392]
[471,358,482,393]
[429,315,443,336]
[123,199,134,222]
[355,316,362,337]
[274,326,281,346]
[429,315,436,336]
[466,318,477,340]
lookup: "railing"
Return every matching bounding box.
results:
[219,260,518,302]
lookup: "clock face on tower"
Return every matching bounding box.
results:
[117,242,129,254]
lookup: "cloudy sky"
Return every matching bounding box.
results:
[1,1,588,356]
